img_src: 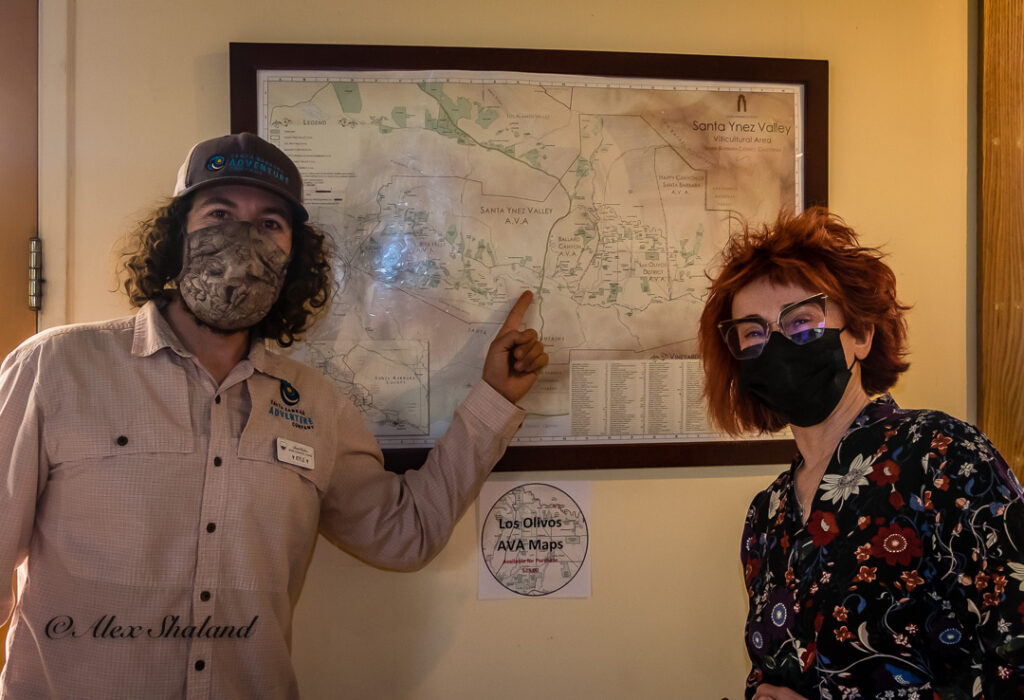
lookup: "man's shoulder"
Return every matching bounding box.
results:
[260,346,323,378]
[6,313,138,363]
[258,346,347,402]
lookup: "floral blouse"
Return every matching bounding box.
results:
[741,395,1024,699]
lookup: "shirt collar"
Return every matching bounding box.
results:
[249,340,305,386]
[846,393,900,433]
[131,299,292,382]
[248,338,280,377]
[131,299,192,359]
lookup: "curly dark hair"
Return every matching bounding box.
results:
[120,194,333,346]
[698,207,911,435]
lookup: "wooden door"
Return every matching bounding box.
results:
[0,0,38,667]
[1,0,38,355]
[979,0,1024,479]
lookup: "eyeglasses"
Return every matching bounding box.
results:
[717,293,829,359]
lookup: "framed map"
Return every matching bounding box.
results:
[230,44,827,470]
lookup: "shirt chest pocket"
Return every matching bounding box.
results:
[227,412,334,591]
[45,371,194,466]
[37,368,197,586]
[236,376,335,496]
[47,426,194,467]
[236,421,331,495]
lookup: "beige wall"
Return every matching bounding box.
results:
[38,1,974,697]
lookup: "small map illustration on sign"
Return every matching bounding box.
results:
[481,483,589,596]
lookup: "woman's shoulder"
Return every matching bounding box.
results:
[870,396,1020,500]
[862,395,996,457]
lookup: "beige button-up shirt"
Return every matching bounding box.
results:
[0,301,524,699]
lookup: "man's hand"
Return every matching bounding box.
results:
[482,290,548,404]
[752,684,810,700]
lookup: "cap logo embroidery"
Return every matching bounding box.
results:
[174,133,308,223]
[223,155,290,185]
[280,380,300,406]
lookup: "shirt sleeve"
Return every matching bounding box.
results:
[0,343,47,626]
[924,418,1024,696]
[740,488,772,699]
[318,381,524,570]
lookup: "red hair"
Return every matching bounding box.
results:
[698,207,910,435]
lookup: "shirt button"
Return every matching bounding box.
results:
[215,395,221,404]
[115,435,128,446]
[213,457,222,467]
[200,591,211,602]
[194,660,205,671]
[206,523,216,533]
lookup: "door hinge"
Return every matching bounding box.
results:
[29,236,43,311]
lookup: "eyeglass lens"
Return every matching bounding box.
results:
[724,298,827,358]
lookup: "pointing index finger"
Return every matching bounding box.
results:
[499,290,534,333]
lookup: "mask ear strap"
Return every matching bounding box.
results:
[837,327,864,372]
[835,327,860,372]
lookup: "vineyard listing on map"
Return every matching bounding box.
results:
[258,69,803,447]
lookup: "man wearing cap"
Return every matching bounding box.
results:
[0,133,548,698]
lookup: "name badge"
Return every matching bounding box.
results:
[276,437,315,470]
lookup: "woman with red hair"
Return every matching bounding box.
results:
[698,207,1024,698]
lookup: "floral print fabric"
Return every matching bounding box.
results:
[741,395,1024,698]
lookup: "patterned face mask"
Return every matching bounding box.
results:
[177,221,290,332]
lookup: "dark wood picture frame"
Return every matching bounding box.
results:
[230,42,827,471]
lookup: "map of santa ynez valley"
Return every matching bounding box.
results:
[260,69,803,446]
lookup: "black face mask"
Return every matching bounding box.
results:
[738,328,852,428]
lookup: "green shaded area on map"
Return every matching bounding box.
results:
[332,82,362,113]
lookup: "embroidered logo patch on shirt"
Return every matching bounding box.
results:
[268,398,314,431]
[280,380,300,406]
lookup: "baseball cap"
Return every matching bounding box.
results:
[173,132,309,223]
